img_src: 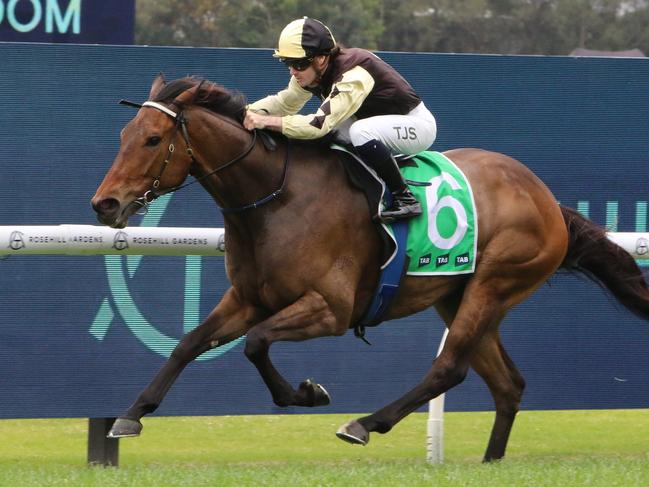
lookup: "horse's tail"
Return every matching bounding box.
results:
[560,204,649,319]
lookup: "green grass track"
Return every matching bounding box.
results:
[1,410,648,486]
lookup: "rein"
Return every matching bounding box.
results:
[120,99,289,215]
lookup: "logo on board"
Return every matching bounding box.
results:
[8,231,25,250]
[636,238,648,256]
[89,194,241,361]
[112,231,129,251]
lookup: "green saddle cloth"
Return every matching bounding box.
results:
[397,151,477,275]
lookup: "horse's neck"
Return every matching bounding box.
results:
[190,112,286,213]
[190,113,364,239]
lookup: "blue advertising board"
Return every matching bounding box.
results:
[0,0,134,44]
[0,42,648,419]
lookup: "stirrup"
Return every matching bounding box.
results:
[379,201,422,223]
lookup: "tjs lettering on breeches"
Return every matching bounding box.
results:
[394,126,418,141]
[347,102,437,155]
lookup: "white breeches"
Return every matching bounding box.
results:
[334,102,438,155]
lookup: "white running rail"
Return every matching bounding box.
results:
[1,226,646,259]
[0,225,225,256]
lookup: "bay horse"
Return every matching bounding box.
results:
[91,75,649,462]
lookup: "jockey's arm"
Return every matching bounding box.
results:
[281,66,375,139]
[245,66,375,138]
[247,76,311,116]
[245,76,311,131]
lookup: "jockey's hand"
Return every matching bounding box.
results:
[243,111,282,132]
[244,110,264,130]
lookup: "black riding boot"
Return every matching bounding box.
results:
[356,139,422,223]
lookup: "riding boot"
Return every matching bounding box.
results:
[355,139,422,223]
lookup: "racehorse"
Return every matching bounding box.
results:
[91,75,649,462]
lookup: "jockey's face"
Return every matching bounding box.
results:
[290,55,329,88]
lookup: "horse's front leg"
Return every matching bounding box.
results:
[244,290,349,408]
[108,287,263,438]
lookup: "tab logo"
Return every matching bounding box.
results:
[436,254,449,267]
[418,254,431,267]
[455,253,470,266]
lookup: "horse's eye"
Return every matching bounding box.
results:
[145,136,162,147]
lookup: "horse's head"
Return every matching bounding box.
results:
[91,75,202,228]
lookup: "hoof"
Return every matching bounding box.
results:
[336,420,369,445]
[299,378,331,407]
[107,418,142,438]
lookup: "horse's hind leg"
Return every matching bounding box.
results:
[470,332,525,462]
[434,294,524,461]
[337,281,507,446]
[108,288,261,438]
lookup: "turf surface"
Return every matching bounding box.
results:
[1,410,648,486]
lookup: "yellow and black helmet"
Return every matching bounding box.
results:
[273,17,336,59]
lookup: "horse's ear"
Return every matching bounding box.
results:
[149,73,166,99]
[172,85,200,108]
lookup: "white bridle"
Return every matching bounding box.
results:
[142,101,178,119]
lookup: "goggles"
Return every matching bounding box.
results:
[280,57,314,71]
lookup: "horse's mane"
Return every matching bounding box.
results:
[152,76,335,150]
[153,76,247,123]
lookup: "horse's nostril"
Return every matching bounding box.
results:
[93,197,119,215]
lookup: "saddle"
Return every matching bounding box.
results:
[331,145,402,267]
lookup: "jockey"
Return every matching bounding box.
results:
[244,17,437,223]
